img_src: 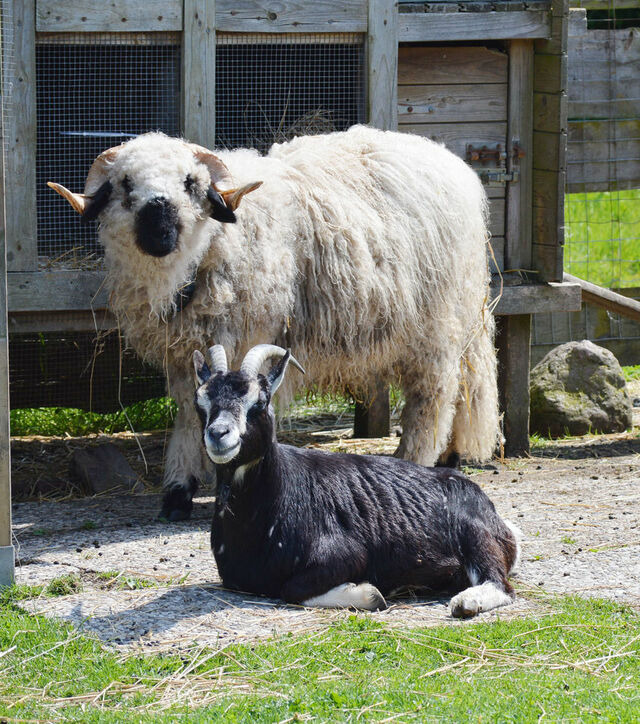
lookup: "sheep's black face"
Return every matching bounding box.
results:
[195,372,274,467]
[134,196,182,257]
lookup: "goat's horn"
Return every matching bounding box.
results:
[207,344,228,375]
[240,344,305,378]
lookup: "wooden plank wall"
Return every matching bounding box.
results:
[397,45,509,272]
[532,0,568,281]
[567,10,640,193]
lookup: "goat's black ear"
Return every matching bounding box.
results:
[81,180,113,223]
[207,187,236,224]
[193,350,212,386]
[266,351,290,396]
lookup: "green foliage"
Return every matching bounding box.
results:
[565,189,640,288]
[0,594,638,721]
[10,397,178,436]
[622,365,640,382]
[45,574,82,598]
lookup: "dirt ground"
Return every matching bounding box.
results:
[10,411,640,653]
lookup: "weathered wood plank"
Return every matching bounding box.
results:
[36,0,183,32]
[398,84,507,124]
[215,0,368,33]
[506,40,533,270]
[533,129,567,172]
[7,272,109,312]
[8,310,116,333]
[496,314,531,456]
[182,0,216,148]
[533,91,567,134]
[398,46,508,85]
[398,122,508,160]
[568,28,640,86]
[0,17,12,559]
[488,236,505,274]
[368,0,398,130]
[398,11,551,42]
[5,0,37,272]
[564,273,640,323]
[492,280,581,315]
[489,198,505,239]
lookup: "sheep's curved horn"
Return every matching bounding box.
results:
[207,344,228,375]
[47,144,123,214]
[220,181,263,211]
[240,344,305,378]
[189,143,235,189]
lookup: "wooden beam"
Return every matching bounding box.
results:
[7,271,109,312]
[182,0,216,148]
[5,0,37,272]
[491,280,582,315]
[0,15,14,586]
[564,273,640,323]
[367,0,398,131]
[398,84,507,124]
[398,11,551,42]
[36,0,183,32]
[215,0,368,33]
[497,314,531,456]
[398,45,508,86]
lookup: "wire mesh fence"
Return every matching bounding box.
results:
[532,0,640,363]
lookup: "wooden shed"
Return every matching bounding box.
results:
[0,0,582,583]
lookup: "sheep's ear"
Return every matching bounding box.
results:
[193,350,212,386]
[220,181,262,211]
[81,181,113,223]
[206,187,237,224]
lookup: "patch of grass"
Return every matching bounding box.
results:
[0,594,638,721]
[10,396,178,437]
[562,535,577,545]
[565,189,640,288]
[622,365,640,382]
[45,574,82,598]
[81,520,98,530]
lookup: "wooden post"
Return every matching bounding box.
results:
[354,0,396,438]
[497,315,531,456]
[4,0,37,272]
[497,38,536,456]
[0,12,15,587]
[182,0,216,148]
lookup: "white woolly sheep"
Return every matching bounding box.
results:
[49,125,499,521]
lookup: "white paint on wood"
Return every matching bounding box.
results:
[36,0,183,32]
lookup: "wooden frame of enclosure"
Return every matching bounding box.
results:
[1,1,581,509]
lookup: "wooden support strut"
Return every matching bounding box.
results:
[564,273,640,323]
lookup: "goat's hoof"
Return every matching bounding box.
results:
[449,590,482,618]
[357,583,388,611]
[159,487,193,522]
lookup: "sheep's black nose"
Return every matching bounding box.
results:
[135,196,180,257]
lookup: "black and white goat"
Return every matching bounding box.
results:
[194,344,520,617]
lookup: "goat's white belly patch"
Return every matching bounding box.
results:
[303,582,386,611]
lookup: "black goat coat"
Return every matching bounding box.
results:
[212,444,517,604]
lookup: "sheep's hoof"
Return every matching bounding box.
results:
[356,583,388,612]
[158,487,193,522]
[449,596,480,619]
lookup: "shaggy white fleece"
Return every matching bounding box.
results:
[71,126,499,492]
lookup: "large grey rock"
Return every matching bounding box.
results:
[71,443,143,495]
[530,340,632,438]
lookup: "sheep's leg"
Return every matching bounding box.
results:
[281,571,387,611]
[395,373,460,467]
[159,373,211,521]
[448,520,516,618]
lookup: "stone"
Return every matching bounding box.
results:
[70,443,143,495]
[530,340,632,438]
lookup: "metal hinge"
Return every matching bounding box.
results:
[476,169,520,184]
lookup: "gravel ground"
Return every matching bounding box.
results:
[10,423,640,653]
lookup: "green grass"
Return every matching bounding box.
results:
[0,591,638,721]
[565,189,640,288]
[622,365,640,382]
[10,396,177,436]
